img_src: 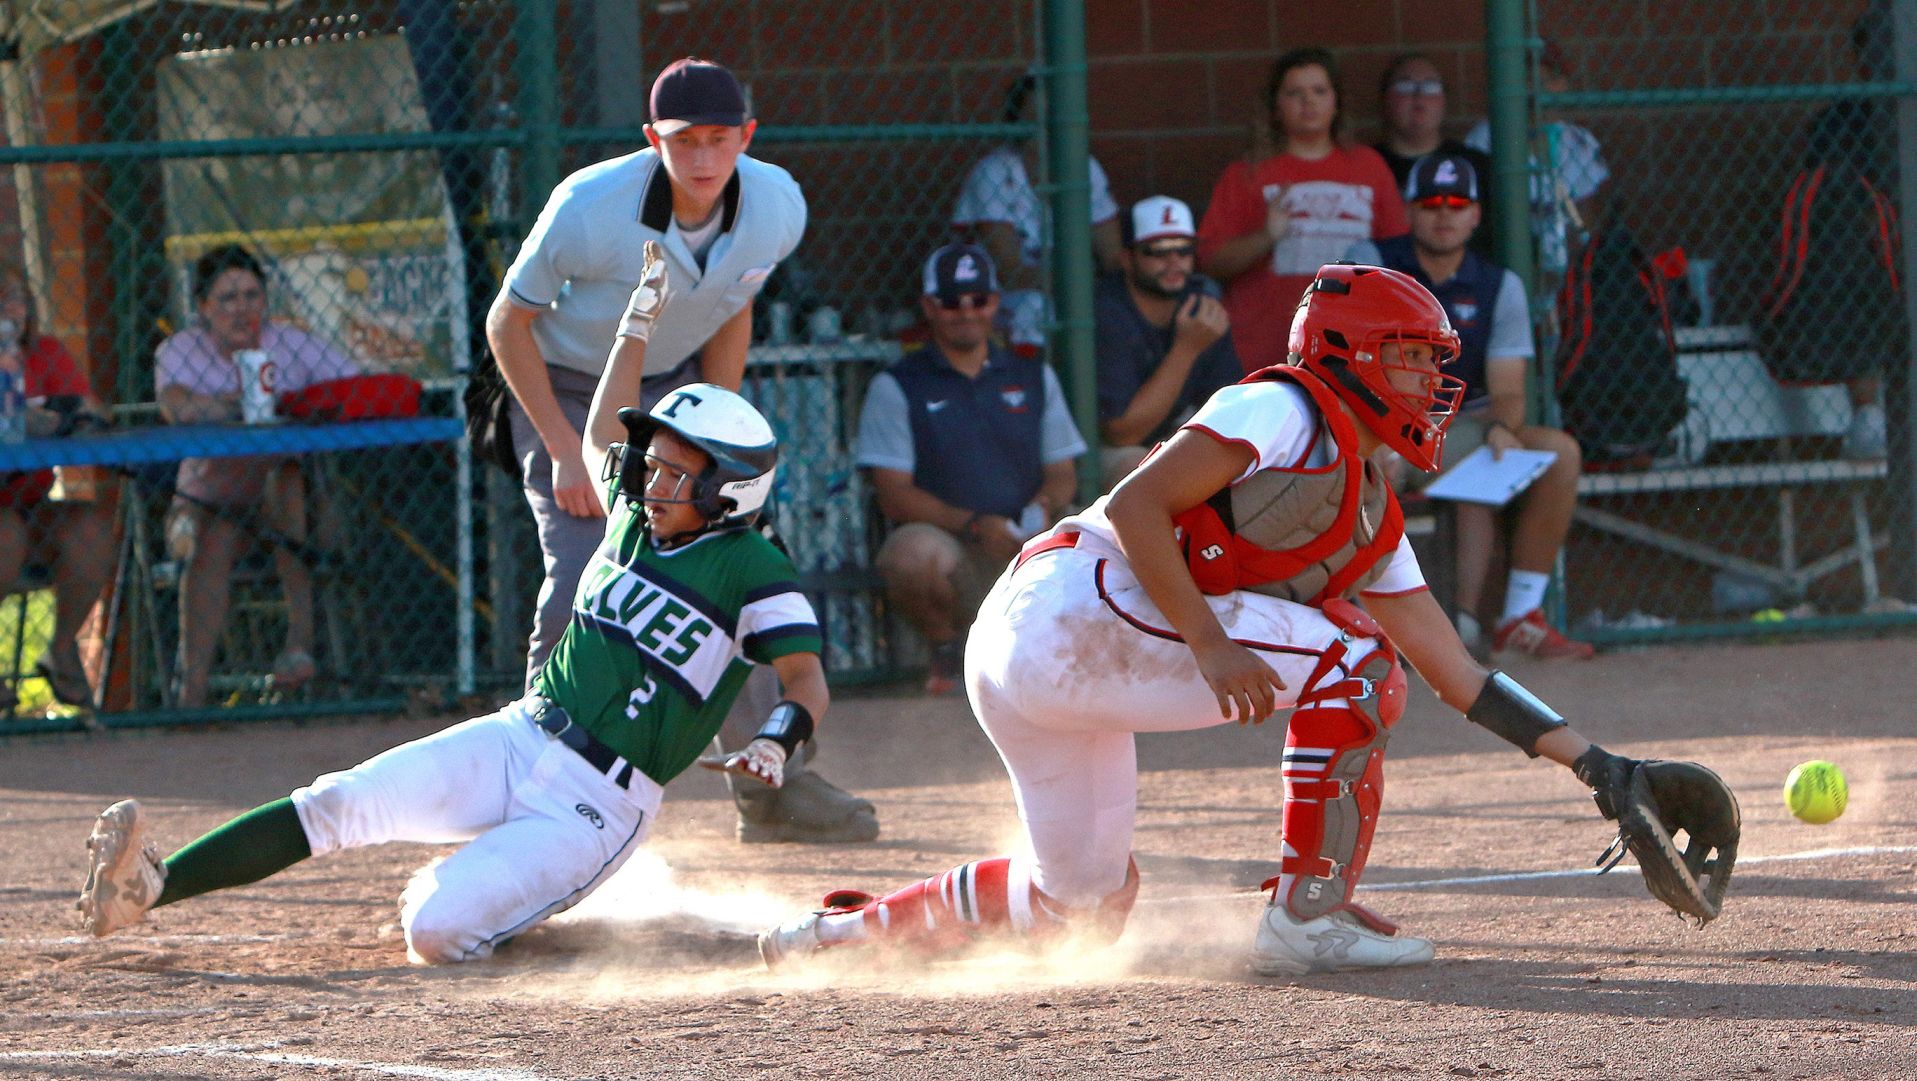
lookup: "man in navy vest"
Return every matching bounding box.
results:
[1353,153,1593,660]
[854,244,1087,693]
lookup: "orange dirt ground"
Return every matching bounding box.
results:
[2,636,1913,1080]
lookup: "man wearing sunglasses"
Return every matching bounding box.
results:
[854,243,1086,694]
[1094,196,1242,490]
[1373,53,1494,258]
[1351,153,1594,660]
[1374,55,1491,202]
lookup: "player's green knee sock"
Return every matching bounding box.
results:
[155,797,312,908]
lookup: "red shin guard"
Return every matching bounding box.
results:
[1276,602,1407,925]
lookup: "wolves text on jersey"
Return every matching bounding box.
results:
[574,552,733,704]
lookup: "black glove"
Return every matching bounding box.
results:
[1574,746,1741,927]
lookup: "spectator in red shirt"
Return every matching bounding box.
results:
[1198,47,1408,371]
[0,261,115,710]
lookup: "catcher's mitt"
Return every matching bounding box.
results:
[1577,751,1741,926]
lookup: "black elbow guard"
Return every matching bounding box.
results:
[755,699,816,758]
[1465,670,1567,757]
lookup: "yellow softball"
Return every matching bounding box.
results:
[1783,760,1847,825]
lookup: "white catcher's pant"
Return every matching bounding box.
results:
[290,699,663,963]
[965,544,1385,909]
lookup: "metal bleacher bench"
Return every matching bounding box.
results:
[1571,324,1888,606]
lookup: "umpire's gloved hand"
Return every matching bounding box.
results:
[697,738,787,788]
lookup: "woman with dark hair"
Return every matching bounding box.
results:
[155,244,359,707]
[1198,47,1408,371]
[0,260,114,710]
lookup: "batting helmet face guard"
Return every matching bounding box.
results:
[608,383,778,528]
[1288,264,1465,472]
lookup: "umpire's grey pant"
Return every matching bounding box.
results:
[506,358,772,754]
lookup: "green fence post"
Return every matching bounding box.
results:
[1891,0,1917,600]
[1484,0,1535,293]
[516,1,560,217]
[1043,0,1098,508]
[100,25,156,408]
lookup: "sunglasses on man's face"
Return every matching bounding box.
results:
[938,293,994,311]
[1390,79,1444,98]
[1414,195,1474,210]
[1136,241,1196,260]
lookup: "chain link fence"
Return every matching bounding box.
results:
[10,0,1904,736]
[0,0,1058,734]
[1525,0,1917,646]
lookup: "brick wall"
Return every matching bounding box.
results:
[630,0,1875,313]
[0,0,1881,374]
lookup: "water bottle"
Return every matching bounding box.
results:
[766,300,795,345]
[0,318,24,445]
[807,305,842,345]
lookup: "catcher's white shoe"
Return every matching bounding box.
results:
[77,800,166,937]
[758,913,825,970]
[1250,902,1434,976]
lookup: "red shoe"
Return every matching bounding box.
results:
[923,640,964,697]
[1492,609,1596,660]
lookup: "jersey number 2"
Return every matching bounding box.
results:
[625,674,658,718]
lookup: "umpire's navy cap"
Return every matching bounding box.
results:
[650,58,749,135]
[921,243,1000,303]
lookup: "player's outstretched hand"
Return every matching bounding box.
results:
[698,737,788,788]
[1191,637,1285,725]
[619,240,670,342]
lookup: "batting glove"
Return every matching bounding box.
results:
[617,240,670,342]
[697,737,788,788]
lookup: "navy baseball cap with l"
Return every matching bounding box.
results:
[650,57,749,135]
[1404,152,1481,204]
[922,243,1000,304]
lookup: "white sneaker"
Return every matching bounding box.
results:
[1249,903,1434,976]
[77,800,167,937]
[758,913,825,970]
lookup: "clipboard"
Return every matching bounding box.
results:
[1423,446,1558,507]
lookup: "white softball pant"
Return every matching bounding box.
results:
[964,543,1385,909]
[290,698,663,964]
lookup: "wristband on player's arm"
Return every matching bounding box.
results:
[1464,670,1567,757]
[754,699,815,758]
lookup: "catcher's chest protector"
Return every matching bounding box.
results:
[1174,368,1404,604]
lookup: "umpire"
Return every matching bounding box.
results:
[487,57,876,843]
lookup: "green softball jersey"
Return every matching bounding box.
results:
[533,503,821,785]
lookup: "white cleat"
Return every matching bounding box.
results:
[77,800,167,938]
[758,913,825,970]
[1249,903,1434,976]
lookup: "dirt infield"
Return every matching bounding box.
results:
[3,636,1913,1080]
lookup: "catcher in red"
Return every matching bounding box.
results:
[759,264,1739,976]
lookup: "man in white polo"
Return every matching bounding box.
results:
[488,57,877,843]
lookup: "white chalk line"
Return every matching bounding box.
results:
[0,931,286,948]
[39,1007,219,1020]
[0,1041,553,1081]
[1143,843,1917,904]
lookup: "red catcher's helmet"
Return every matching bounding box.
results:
[1288,264,1465,472]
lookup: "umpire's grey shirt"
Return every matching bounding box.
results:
[502,148,806,377]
